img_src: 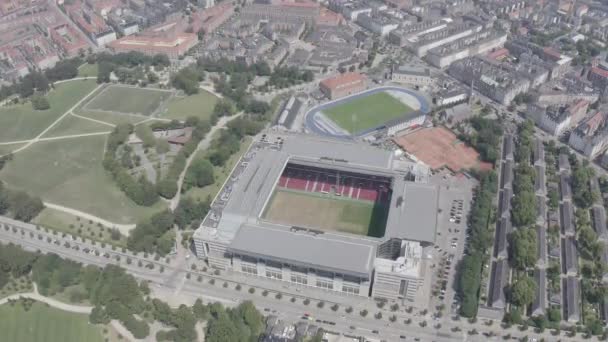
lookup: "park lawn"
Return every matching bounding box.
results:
[41,114,113,138]
[162,90,219,122]
[0,79,98,142]
[185,136,252,203]
[0,135,166,224]
[323,92,413,134]
[0,142,25,156]
[77,63,98,77]
[84,85,173,116]
[0,302,103,342]
[33,208,128,248]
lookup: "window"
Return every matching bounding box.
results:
[399,279,409,296]
[342,285,360,295]
[291,273,308,285]
[316,278,334,290]
[266,269,282,280]
[241,264,258,275]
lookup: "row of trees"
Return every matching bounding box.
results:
[0,57,83,102]
[96,52,170,84]
[458,171,498,317]
[506,121,538,316]
[0,181,44,222]
[571,159,598,209]
[511,121,537,228]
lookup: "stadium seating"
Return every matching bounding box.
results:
[277,164,391,204]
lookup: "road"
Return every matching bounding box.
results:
[0,217,596,342]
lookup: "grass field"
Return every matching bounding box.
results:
[84,85,172,116]
[42,115,112,138]
[0,302,103,342]
[0,135,165,224]
[0,142,25,156]
[185,136,252,203]
[323,92,413,134]
[77,63,98,77]
[33,208,128,248]
[263,189,388,237]
[163,90,218,122]
[0,79,98,142]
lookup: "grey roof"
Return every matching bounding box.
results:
[593,206,608,241]
[560,201,575,235]
[394,66,431,77]
[385,182,438,243]
[488,259,509,309]
[563,277,580,323]
[533,139,544,164]
[494,217,511,259]
[500,160,513,189]
[601,299,608,323]
[560,174,571,200]
[530,268,547,316]
[536,226,547,266]
[502,134,514,160]
[562,237,578,275]
[559,153,570,171]
[498,188,512,217]
[535,165,546,194]
[228,224,375,277]
[537,196,546,224]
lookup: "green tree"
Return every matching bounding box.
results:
[510,276,536,307]
[509,227,537,270]
[31,94,50,110]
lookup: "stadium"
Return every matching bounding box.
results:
[193,132,440,302]
[305,86,431,138]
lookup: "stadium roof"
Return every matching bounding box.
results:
[228,224,375,277]
[385,181,438,243]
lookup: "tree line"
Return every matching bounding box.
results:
[457,171,498,317]
[0,243,267,341]
[96,52,170,85]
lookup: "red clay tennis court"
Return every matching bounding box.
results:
[393,127,493,172]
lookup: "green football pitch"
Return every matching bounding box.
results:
[263,189,388,237]
[323,92,414,134]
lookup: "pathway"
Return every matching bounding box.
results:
[169,112,241,210]
[199,84,223,99]
[54,77,95,84]
[0,283,92,314]
[0,283,139,341]
[10,83,104,155]
[43,202,136,235]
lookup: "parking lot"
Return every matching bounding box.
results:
[428,171,477,317]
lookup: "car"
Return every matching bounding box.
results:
[349,326,356,330]
[400,336,407,339]
[372,330,379,334]
[264,308,271,312]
